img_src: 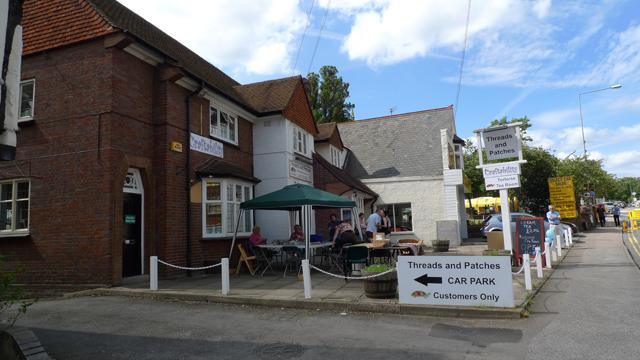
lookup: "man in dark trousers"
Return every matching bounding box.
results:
[597,205,606,227]
[612,204,621,227]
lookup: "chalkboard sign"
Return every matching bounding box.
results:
[515,217,545,260]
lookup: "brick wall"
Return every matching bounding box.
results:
[313,156,351,240]
[283,81,317,136]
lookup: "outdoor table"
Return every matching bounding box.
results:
[348,242,418,259]
[257,241,333,267]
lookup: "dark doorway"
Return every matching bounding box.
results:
[123,193,142,277]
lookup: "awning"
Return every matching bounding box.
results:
[240,183,356,210]
[195,158,260,183]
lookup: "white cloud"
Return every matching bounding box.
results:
[533,108,579,128]
[117,0,308,76]
[556,24,640,88]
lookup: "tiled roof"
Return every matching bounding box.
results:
[312,153,377,197]
[23,0,305,117]
[338,106,456,179]
[22,0,117,55]
[234,76,301,114]
[195,158,260,183]
[316,123,336,141]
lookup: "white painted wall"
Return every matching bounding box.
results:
[364,176,444,245]
[253,116,315,240]
[315,143,344,168]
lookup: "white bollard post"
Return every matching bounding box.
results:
[535,247,543,278]
[556,235,562,257]
[523,254,532,291]
[564,230,570,247]
[545,246,552,268]
[551,241,558,262]
[302,259,312,299]
[569,230,573,244]
[150,256,158,291]
[221,258,229,295]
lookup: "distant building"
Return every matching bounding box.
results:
[338,107,468,244]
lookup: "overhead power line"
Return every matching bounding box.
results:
[454,0,472,117]
[307,0,331,75]
[292,0,317,74]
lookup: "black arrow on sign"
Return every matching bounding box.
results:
[414,274,442,287]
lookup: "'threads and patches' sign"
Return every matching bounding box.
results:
[397,256,514,307]
[482,127,518,160]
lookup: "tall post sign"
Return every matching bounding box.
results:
[548,176,577,219]
[473,123,526,253]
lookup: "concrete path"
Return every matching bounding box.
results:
[14,228,640,359]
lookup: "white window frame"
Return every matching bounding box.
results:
[330,145,341,167]
[377,203,413,234]
[209,105,238,145]
[0,179,30,236]
[293,126,310,157]
[202,178,253,238]
[19,79,35,122]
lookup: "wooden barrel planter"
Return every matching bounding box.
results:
[432,240,450,252]
[362,270,398,299]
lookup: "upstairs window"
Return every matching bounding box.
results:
[330,146,342,167]
[19,80,35,121]
[210,106,238,144]
[293,126,309,157]
[0,180,30,234]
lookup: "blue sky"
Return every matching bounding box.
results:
[119,0,640,177]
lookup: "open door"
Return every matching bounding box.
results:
[122,169,144,277]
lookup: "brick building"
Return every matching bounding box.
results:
[0,0,317,287]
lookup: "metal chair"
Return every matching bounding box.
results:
[343,246,369,279]
[254,246,276,276]
[281,246,303,278]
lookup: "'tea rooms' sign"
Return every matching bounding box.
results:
[482,127,518,161]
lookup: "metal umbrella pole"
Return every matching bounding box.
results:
[228,208,244,259]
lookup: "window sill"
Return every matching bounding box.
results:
[201,234,250,241]
[18,117,34,124]
[209,134,239,147]
[0,231,30,238]
[390,231,414,235]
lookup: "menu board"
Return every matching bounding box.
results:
[515,217,545,259]
[548,176,577,218]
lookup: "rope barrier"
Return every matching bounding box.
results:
[157,259,222,271]
[309,264,396,280]
[512,265,525,275]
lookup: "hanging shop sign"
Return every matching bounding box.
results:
[484,174,521,191]
[482,162,521,178]
[482,127,519,161]
[190,133,223,158]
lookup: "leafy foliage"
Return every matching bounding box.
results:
[306,66,355,123]
[489,116,532,142]
[519,146,559,214]
[0,256,33,327]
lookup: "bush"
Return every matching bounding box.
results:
[0,256,33,327]
[362,264,393,273]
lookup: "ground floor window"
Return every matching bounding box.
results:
[378,203,412,232]
[202,178,253,238]
[0,179,30,233]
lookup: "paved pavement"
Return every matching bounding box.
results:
[15,227,640,359]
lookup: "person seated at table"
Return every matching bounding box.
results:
[333,220,357,250]
[290,224,304,242]
[249,226,267,246]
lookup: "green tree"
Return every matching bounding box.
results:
[306,66,355,123]
[556,157,616,201]
[519,146,559,214]
[608,177,640,202]
[462,139,489,198]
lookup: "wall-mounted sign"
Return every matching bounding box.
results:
[482,162,520,178]
[170,141,183,153]
[124,215,136,224]
[397,256,514,307]
[548,176,577,218]
[484,174,520,191]
[289,159,312,183]
[190,133,223,158]
[482,127,518,161]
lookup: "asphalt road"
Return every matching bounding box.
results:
[14,227,640,360]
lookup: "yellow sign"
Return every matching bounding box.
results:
[548,176,577,219]
[170,141,183,153]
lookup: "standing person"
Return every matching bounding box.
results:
[546,205,562,238]
[381,210,392,235]
[290,225,304,241]
[365,209,383,242]
[597,205,606,227]
[358,212,367,241]
[327,214,341,243]
[612,204,621,227]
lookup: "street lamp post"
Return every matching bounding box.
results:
[578,84,622,158]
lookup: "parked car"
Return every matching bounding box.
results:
[603,201,615,214]
[481,213,551,238]
[480,212,576,237]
